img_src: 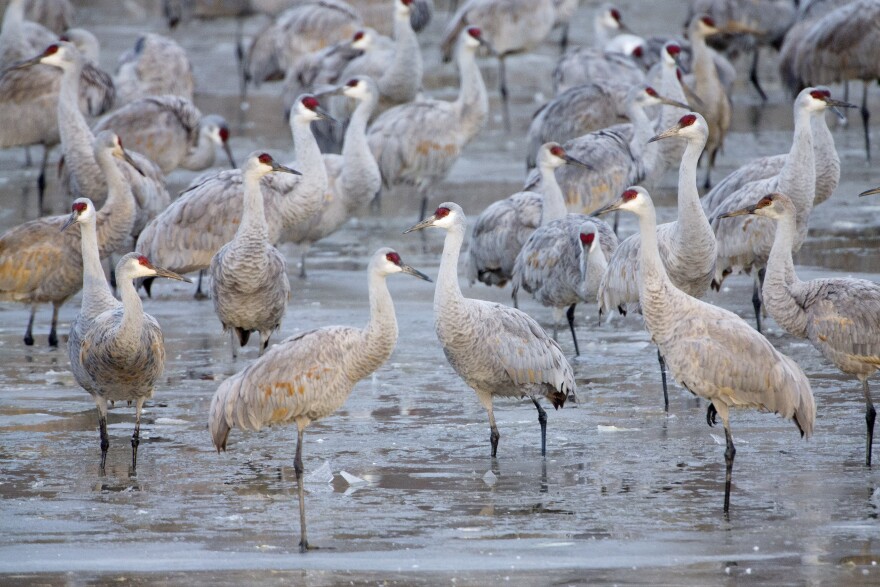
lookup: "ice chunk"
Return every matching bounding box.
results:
[339,471,366,486]
[304,460,333,484]
[482,470,497,486]
[597,425,639,433]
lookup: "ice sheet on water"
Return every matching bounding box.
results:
[304,460,333,484]
[482,470,497,486]
[597,425,639,433]
[339,471,366,486]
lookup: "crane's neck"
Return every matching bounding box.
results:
[117,272,147,347]
[582,240,608,300]
[1,0,25,47]
[181,126,218,171]
[94,149,137,258]
[659,61,687,130]
[538,164,567,225]
[628,101,658,174]
[274,117,328,240]
[811,110,839,204]
[78,214,116,320]
[762,209,808,338]
[379,11,422,103]
[58,56,106,198]
[435,223,466,314]
[636,204,684,339]
[676,132,711,236]
[239,171,270,241]
[453,46,488,135]
[689,30,715,92]
[352,270,399,381]
[593,18,613,48]
[340,93,381,204]
[777,104,815,226]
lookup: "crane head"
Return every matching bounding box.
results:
[376,248,432,282]
[396,0,414,16]
[61,198,94,232]
[803,87,857,120]
[351,30,371,51]
[464,27,496,56]
[116,253,192,284]
[601,6,631,34]
[404,203,463,233]
[544,143,594,170]
[717,193,793,221]
[638,86,690,111]
[648,112,706,143]
[293,95,337,125]
[252,152,302,177]
[592,187,651,217]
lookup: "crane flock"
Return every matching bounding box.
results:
[2,0,880,554]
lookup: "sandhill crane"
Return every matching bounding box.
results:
[708,88,850,332]
[525,80,629,169]
[687,0,797,101]
[0,40,113,211]
[135,95,329,298]
[406,202,576,457]
[786,0,880,160]
[92,96,236,175]
[467,142,590,301]
[210,153,298,358]
[512,213,618,355]
[598,113,714,411]
[209,247,431,552]
[552,45,645,97]
[77,252,189,473]
[777,0,846,99]
[368,27,490,219]
[0,0,55,67]
[20,43,165,242]
[530,86,688,216]
[440,0,555,130]
[113,33,195,106]
[701,87,853,212]
[723,191,880,467]
[595,187,815,513]
[285,76,382,278]
[0,130,136,347]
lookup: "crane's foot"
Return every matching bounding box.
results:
[706,403,718,427]
[299,539,309,553]
[23,333,34,346]
[48,328,58,348]
[130,430,140,473]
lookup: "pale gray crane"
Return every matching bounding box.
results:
[0,40,114,211]
[92,95,236,175]
[368,27,490,219]
[467,142,590,301]
[0,0,55,67]
[777,0,846,98]
[135,95,329,298]
[21,0,73,34]
[285,76,382,278]
[701,87,853,213]
[511,213,618,355]
[552,45,645,97]
[708,88,850,332]
[723,192,880,467]
[77,252,189,473]
[440,0,555,130]
[0,130,137,347]
[209,247,431,552]
[650,42,692,175]
[525,80,629,169]
[210,152,299,358]
[281,27,365,100]
[113,33,195,106]
[20,43,166,242]
[787,0,880,160]
[406,202,576,457]
[597,113,714,412]
[595,186,815,513]
[529,86,689,216]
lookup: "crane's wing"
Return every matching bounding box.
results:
[0,215,75,299]
[467,192,541,285]
[512,219,584,304]
[709,175,778,277]
[701,154,784,214]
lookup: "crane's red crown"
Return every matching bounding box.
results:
[302,96,320,110]
[386,251,402,265]
[679,113,698,127]
[645,87,658,97]
[549,145,566,158]
[700,16,715,27]
[467,27,482,39]
[258,153,274,165]
[610,8,622,22]
[666,44,681,56]
[435,207,451,218]
[622,189,639,202]
[346,78,359,87]
[219,127,230,142]
[44,44,60,56]
[137,255,151,267]
[72,201,88,213]
[353,30,365,42]
[580,232,595,246]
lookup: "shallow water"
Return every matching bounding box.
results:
[1,0,880,584]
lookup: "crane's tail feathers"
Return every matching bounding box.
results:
[236,328,251,347]
[547,388,567,410]
[208,395,232,452]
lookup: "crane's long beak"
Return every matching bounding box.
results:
[657,95,691,111]
[400,263,432,282]
[315,105,338,124]
[648,123,681,143]
[825,97,858,121]
[478,37,498,57]
[222,142,237,169]
[272,161,302,175]
[119,148,145,177]
[565,154,594,170]
[859,186,880,197]
[152,265,192,283]
[404,215,436,233]
[717,204,757,218]
[592,200,623,217]
[677,72,705,109]
[60,211,78,232]
[13,54,43,70]
[722,20,764,35]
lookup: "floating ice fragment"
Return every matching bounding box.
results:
[710,433,724,445]
[154,417,188,425]
[340,471,366,486]
[597,425,639,432]
[482,470,497,486]
[304,461,333,484]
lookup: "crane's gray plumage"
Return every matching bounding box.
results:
[210,152,297,357]
[114,33,195,105]
[0,130,136,347]
[77,252,189,472]
[285,76,382,278]
[722,192,880,467]
[406,202,576,458]
[0,0,54,67]
[92,95,235,175]
[529,85,689,214]
[209,246,430,552]
[512,213,618,355]
[440,0,555,128]
[596,186,815,513]
[368,27,489,214]
[23,0,73,34]
[553,45,645,96]
[136,95,328,293]
[467,142,584,294]
[777,0,847,97]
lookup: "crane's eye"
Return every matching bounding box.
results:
[622,189,639,202]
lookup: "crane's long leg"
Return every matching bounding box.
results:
[497,55,511,132]
[142,276,154,298]
[488,406,500,458]
[131,398,144,474]
[658,348,669,413]
[37,144,50,214]
[48,303,60,347]
[236,16,247,104]
[723,425,736,514]
[703,146,717,189]
[752,268,765,333]
[24,306,36,346]
[532,398,548,457]
[749,48,767,102]
[299,246,310,279]
[194,270,208,300]
[229,330,238,360]
[861,81,871,162]
[97,397,109,473]
[566,304,580,356]
[559,23,570,55]
[864,379,875,467]
[294,424,309,552]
